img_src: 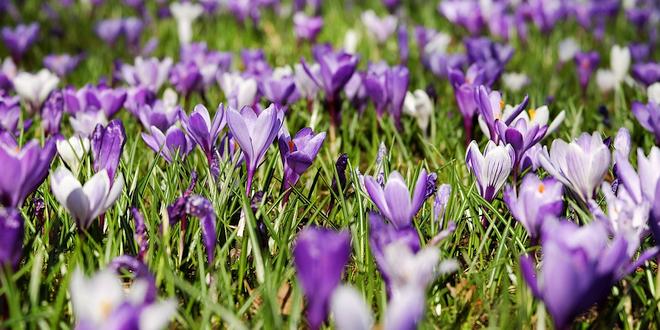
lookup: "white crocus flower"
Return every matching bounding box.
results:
[12,69,59,111]
[170,2,204,45]
[294,63,320,100]
[423,32,451,56]
[502,72,530,92]
[331,285,373,330]
[219,72,257,109]
[56,136,90,174]
[610,44,631,82]
[596,69,618,92]
[558,38,580,63]
[70,111,108,137]
[403,90,434,134]
[50,167,124,228]
[648,82,660,105]
[343,29,360,54]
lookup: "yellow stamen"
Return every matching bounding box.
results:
[499,100,504,110]
[529,108,536,121]
[288,140,295,152]
[538,183,545,193]
[99,300,113,319]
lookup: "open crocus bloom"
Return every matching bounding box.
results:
[120,56,173,92]
[364,169,428,229]
[12,69,59,111]
[465,141,514,202]
[503,173,563,239]
[70,267,176,330]
[219,72,258,110]
[403,89,434,134]
[50,167,124,229]
[361,10,397,44]
[278,126,326,190]
[141,125,192,163]
[539,132,610,204]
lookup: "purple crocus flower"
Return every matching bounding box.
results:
[524,0,567,34]
[464,37,514,85]
[398,25,409,64]
[136,89,182,131]
[227,104,283,194]
[91,119,126,181]
[41,90,64,136]
[520,219,658,329]
[466,141,514,202]
[293,13,323,43]
[185,195,217,263]
[0,94,20,135]
[43,53,83,78]
[503,174,563,240]
[628,43,650,63]
[539,132,610,204]
[361,10,397,44]
[0,208,23,268]
[438,0,484,35]
[0,134,56,208]
[141,125,193,163]
[241,48,272,78]
[63,85,127,118]
[131,208,148,261]
[182,104,225,161]
[302,49,358,126]
[169,60,203,97]
[1,23,39,62]
[362,62,409,128]
[363,169,428,229]
[448,64,487,145]
[368,212,420,289]
[181,42,232,88]
[632,62,660,87]
[278,126,325,192]
[120,56,173,92]
[574,51,600,93]
[260,72,297,107]
[0,58,16,92]
[96,18,123,45]
[293,227,351,330]
[474,86,529,142]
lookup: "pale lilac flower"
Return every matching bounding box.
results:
[91,120,126,181]
[227,104,283,194]
[218,72,258,110]
[403,89,433,134]
[539,132,610,204]
[293,13,323,43]
[503,174,563,239]
[361,10,397,44]
[330,285,373,330]
[501,72,530,92]
[70,111,108,137]
[121,57,173,92]
[43,53,83,77]
[141,125,193,163]
[465,141,514,202]
[1,23,39,61]
[364,170,429,229]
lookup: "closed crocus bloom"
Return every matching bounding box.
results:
[1,23,39,61]
[648,82,660,105]
[465,141,514,202]
[293,13,323,43]
[260,73,296,107]
[170,1,203,45]
[631,101,660,143]
[63,85,126,118]
[573,51,599,93]
[0,57,17,91]
[219,72,258,110]
[57,136,90,174]
[95,18,123,44]
[50,167,124,228]
[501,72,530,92]
[293,227,351,330]
[330,285,373,330]
[361,10,397,44]
[182,103,225,159]
[278,126,326,191]
[503,174,563,239]
[70,266,176,330]
[448,64,487,145]
[91,120,126,183]
[438,0,484,35]
[520,219,657,330]
[0,134,56,208]
[227,104,283,194]
[294,63,320,100]
[141,125,192,163]
[12,69,59,111]
[41,90,64,136]
[0,208,23,268]
[169,60,203,96]
[539,132,610,204]
[303,49,358,104]
[557,38,580,63]
[610,44,631,82]
[121,57,173,92]
[0,94,20,134]
[403,89,433,134]
[364,170,428,229]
